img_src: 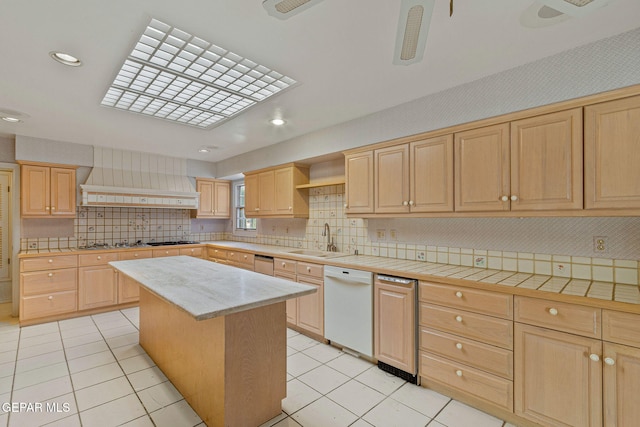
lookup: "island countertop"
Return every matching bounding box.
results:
[109,256,316,321]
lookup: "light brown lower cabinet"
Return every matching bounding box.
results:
[515,323,603,427]
[78,265,119,310]
[602,342,640,426]
[296,275,323,336]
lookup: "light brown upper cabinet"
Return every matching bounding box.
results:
[194,178,230,218]
[344,151,374,214]
[244,163,309,218]
[455,108,582,212]
[585,95,640,209]
[21,163,77,218]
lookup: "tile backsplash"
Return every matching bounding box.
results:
[21,186,640,285]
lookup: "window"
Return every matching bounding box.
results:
[235,182,257,232]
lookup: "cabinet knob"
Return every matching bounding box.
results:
[500,196,509,202]
[134,253,139,257]
[255,208,260,211]
[165,251,169,254]
[288,206,292,210]
[409,200,414,206]
[48,259,54,263]
[48,295,53,300]
[455,343,463,350]
[344,204,348,208]
[548,308,558,316]
[604,357,615,366]
[282,262,286,267]
[510,195,518,201]
[191,249,195,253]
[45,207,50,210]
[97,256,102,260]
[455,291,463,298]
[589,354,600,362]
[243,255,247,259]
[455,370,463,377]
[307,267,311,273]
[402,201,408,206]
[455,315,463,323]
[48,273,54,277]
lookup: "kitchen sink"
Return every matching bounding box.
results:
[287,249,333,258]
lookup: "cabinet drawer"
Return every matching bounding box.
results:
[420,327,513,379]
[420,281,512,319]
[514,296,601,339]
[275,272,296,282]
[208,247,228,259]
[274,258,297,274]
[119,250,153,261]
[21,291,77,320]
[20,255,77,272]
[179,247,203,257]
[78,252,119,266]
[420,352,513,412]
[420,303,513,350]
[297,261,323,278]
[21,268,77,296]
[153,248,180,257]
[603,310,640,347]
[228,251,254,265]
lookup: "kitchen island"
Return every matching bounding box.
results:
[109,256,316,427]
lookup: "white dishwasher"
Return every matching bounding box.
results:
[324,266,373,358]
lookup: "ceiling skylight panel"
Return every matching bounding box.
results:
[101,18,297,129]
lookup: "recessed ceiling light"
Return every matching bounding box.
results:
[50,51,82,67]
[198,145,219,153]
[270,118,285,126]
[1,116,21,123]
[101,19,297,130]
[263,0,325,20]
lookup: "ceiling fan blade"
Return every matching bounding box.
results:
[393,0,435,66]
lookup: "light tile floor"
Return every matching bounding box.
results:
[0,306,515,427]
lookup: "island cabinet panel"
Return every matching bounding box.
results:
[344,151,374,214]
[514,323,602,427]
[454,123,511,212]
[138,288,286,427]
[585,95,640,209]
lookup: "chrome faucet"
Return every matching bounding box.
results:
[322,223,337,252]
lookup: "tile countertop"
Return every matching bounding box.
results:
[202,241,640,312]
[109,256,316,321]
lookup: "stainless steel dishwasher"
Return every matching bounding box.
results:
[324,266,373,357]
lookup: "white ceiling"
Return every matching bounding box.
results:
[1,0,639,163]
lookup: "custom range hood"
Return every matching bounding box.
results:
[81,148,199,209]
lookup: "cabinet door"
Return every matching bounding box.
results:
[296,276,323,336]
[515,323,602,427]
[275,272,298,324]
[454,124,510,212]
[374,280,415,373]
[375,145,410,213]
[345,151,374,214]
[50,167,76,216]
[274,167,293,215]
[603,342,640,427]
[410,135,454,213]
[585,95,640,209]
[213,180,230,217]
[21,164,50,216]
[244,173,259,216]
[196,179,215,217]
[118,274,139,304]
[258,170,275,215]
[510,108,583,211]
[78,266,118,310]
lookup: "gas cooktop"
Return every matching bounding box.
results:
[145,241,200,246]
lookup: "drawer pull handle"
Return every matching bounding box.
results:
[455,315,463,323]
[48,273,54,277]
[604,357,615,366]
[455,370,463,377]
[548,308,558,316]
[455,343,463,350]
[455,291,463,298]
[48,296,53,300]
[589,354,600,362]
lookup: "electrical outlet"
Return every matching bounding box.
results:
[593,236,607,253]
[376,229,386,240]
